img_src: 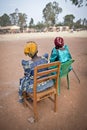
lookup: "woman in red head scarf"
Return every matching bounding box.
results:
[54,37,64,49]
[50,36,72,63]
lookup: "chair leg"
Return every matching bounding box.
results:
[67,74,70,89]
[54,93,57,112]
[33,99,38,121]
[58,77,61,95]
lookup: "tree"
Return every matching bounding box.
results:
[29,18,34,28]
[10,8,19,25]
[68,0,87,7]
[74,18,82,28]
[10,12,17,25]
[0,13,11,26]
[82,18,87,29]
[63,14,75,28]
[36,21,45,31]
[82,18,87,26]
[43,1,62,26]
[18,13,27,29]
[10,8,27,29]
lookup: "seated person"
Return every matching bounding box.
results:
[50,37,72,74]
[19,41,54,103]
[50,37,72,63]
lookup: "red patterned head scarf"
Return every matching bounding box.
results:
[54,37,64,49]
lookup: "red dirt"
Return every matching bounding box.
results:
[0,36,87,130]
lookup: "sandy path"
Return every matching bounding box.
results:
[0,31,87,42]
[0,32,87,130]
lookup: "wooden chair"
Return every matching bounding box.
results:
[23,61,60,121]
[58,59,75,95]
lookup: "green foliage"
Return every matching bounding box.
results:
[29,18,34,28]
[0,13,11,26]
[74,18,87,29]
[70,0,87,7]
[0,2,87,31]
[9,8,27,30]
[10,12,18,25]
[63,14,75,28]
[18,13,27,28]
[43,1,62,26]
[35,22,45,31]
[9,8,19,25]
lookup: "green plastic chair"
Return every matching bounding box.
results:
[58,59,75,95]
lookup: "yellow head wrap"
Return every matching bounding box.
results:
[24,41,38,57]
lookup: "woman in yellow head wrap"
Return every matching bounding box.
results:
[24,41,38,58]
[19,41,54,103]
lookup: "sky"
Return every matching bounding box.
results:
[0,0,87,24]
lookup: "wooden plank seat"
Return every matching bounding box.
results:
[23,61,60,121]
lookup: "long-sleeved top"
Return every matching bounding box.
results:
[50,45,72,75]
[18,53,54,102]
[50,45,72,63]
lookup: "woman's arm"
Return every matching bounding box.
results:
[50,48,58,62]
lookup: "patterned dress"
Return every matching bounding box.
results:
[18,53,54,102]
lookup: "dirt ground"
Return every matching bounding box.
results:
[0,33,87,130]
